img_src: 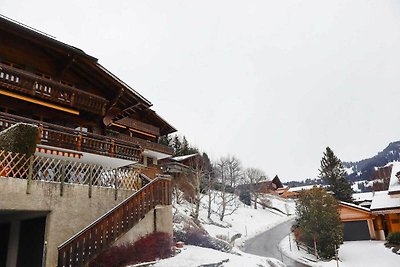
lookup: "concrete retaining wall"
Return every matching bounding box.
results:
[0,177,133,266]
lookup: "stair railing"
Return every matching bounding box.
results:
[57,176,171,267]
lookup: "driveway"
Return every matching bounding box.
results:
[242,219,307,267]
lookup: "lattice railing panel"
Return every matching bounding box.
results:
[0,150,31,179]
[0,150,144,191]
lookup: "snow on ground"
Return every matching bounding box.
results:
[260,194,296,215]
[151,245,285,267]
[351,180,368,193]
[344,166,354,176]
[279,234,400,267]
[174,191,295,247]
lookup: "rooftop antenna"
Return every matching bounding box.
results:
[0,13,56,39]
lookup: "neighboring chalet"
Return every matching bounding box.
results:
[280,184,325,199]
[0,16,175,267]
[236,175,284,195]
[338,162,400,241]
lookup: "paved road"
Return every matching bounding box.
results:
[242,219,307,267]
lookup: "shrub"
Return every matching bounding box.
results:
[0,123,38,155]
[89,232,173,267]
[387,232,400,245]
[239,190,251,206]
[174,227,231,252]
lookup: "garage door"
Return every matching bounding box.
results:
[343,221,370,241]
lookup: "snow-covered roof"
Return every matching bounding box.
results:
[370,191,400,211]
[288,184,324,192]
[353,192,374,202]
[340,201,371,212]
[388,162,400,194]
[172,153,199,162]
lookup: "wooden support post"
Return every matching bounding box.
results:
[38,123,43,144]
[88,165,93,198]
[110,139,115,158]
[77,129,82,151]
[60,160,66,196]
[26,155,34,194]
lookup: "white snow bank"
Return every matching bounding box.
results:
[151,245,285,267]
[279,234,400,267]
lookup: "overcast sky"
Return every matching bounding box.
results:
[2,0,400,181]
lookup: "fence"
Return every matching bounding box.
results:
[0,150,147,192]
[295,239,319,259]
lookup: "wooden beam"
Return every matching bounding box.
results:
[107,88,124,111]
[0,89,79,115]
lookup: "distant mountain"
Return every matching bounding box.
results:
[343,141,400,182]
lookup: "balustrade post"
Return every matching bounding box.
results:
[110,139,115,158]
[71,92,75,106]
[77,130,83,151]
[26,155,34,194]
[38,123,43,144]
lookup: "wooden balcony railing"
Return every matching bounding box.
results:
[0,63,108,115]
[116,134,174,156]
[57,177,172,267]
[116,117,160,136]
[0,112,141,162]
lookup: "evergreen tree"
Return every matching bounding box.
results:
[158,134,172,147]
[172,135,182,156]
[319,147,353,202]
[295,187,343,260]
[181,136,190,155]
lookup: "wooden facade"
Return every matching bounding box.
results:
[0,16,175,267]
[338,202,376,240]
[0,16,175,165]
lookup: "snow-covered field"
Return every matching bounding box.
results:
[279,234,400,267]
[151,245,285,267]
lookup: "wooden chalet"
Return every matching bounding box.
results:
[0,16,175,267]
[236,175,284,195]
[0,15,175,169]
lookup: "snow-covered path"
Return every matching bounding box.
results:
[243,219,307,267]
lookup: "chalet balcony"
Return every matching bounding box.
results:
[0,63,108,115]
[0,112,141,162]
[116,133,174,156]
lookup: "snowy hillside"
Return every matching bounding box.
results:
[151,190,296,267]
[343,141,400,182]
[174,190,295,247]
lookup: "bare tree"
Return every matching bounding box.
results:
[190,158,206,220]
[215,156,241,221]
[244,167,266,209]
[206,163,215,219]
[226,156,242,188]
